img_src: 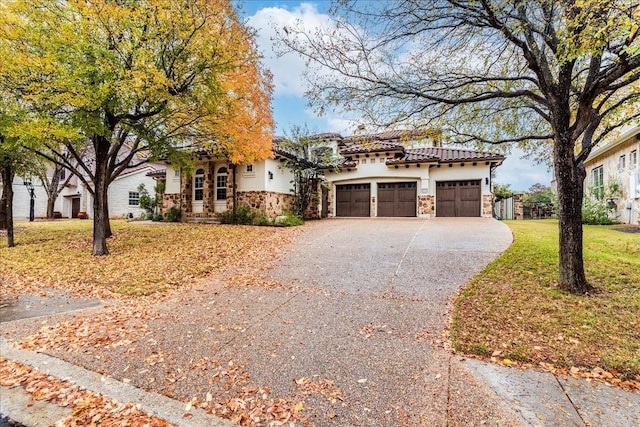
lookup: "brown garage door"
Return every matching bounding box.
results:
[336,184,370,217]
[436,180,481,217]
[378,182,417,217]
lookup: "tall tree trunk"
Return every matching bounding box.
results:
[92,136,110,256]
[554,132,592,294]
[103,190,112,238]
[2,162,15,247]
[0,183,7,230]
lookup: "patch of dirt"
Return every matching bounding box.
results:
[612,225,640,234]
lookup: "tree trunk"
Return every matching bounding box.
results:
[554,132,592,294]
[2,162,15,247]
[0,183,7,230]
[103,190,112,238]
[92,136,110,256]
[46,197,55,219]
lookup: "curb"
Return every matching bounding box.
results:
[0,338,234,427]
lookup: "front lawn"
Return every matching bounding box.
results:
[452,220,640,383]
[1,220,291,297]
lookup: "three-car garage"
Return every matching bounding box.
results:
[335,180,482,218]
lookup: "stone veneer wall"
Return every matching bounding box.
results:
[236,191,295,217]
[418,194,435,216]
[181,160,221,219]
[482,194,494,218]
[303,179,323,219]
[514,194,524,220]
[162,193,180,215]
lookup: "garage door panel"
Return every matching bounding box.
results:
[336,184,370,217]
[377,182,416,217]
[436,180,480,217]
[377,188,395,217]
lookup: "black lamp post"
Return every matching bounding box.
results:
[23,181,35,222]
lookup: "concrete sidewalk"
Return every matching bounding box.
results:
[466,359,640,426]
[2,338,638,426]
[0,337,233,426]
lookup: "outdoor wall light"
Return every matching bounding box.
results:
[485,177,489,185]
[268,171,274,180]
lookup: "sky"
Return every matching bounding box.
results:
[236,0,553,192]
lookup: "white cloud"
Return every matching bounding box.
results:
[248,3,334,98]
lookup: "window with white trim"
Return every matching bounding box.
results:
[631,150,637,169]
[128,191,140,206]
[194,168,204,201]
[619,154,626,170]
[216,167,227,200]
[591,165,604,199]
[246,164,253,172]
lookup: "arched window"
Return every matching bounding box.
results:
[216,167,227,200]
[194,168,204,201]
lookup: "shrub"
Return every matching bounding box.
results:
[217,205,255,224]
[152,213,163,221]
[582,198,616,225]
[272,210,304,227]
[164,207,181,222]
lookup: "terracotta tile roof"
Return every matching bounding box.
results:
[117,162,164,178]
[340,141,405,154]
[146,169,166,178]
[385,147,504,165]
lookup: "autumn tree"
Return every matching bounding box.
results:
[278,0,640,294]
[1,0,273,255]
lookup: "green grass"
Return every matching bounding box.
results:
[1,220,284,297]
[451,220,640,380]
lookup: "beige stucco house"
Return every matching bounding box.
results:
[584,126,640,224]
[157,130,505,220]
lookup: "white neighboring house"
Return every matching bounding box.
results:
[10,162,163,220]
[584,126,640,224]
[157,129,505,219]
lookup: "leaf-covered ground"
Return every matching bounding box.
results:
[1,220,294,297]
[452,220,640,385]
[0,357,174,426]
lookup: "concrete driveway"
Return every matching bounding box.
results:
[2,217,519,427]
[270,217,512,301]
[248,217,517,425]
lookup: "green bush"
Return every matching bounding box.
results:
[281,210,304,226]
[217,205,255,224]
[582,198,616,225]
[270,210,304,227]
[164,206,181,222]
[152,213,163,221]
